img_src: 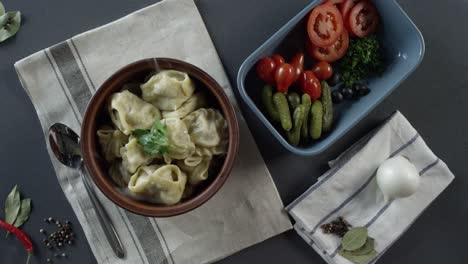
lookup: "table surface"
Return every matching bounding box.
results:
[0,0,466,263]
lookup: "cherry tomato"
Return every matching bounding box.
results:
[300,71,321,100]
[340,0,359,36]
[289,52,305,82]
[275,63,296,93]
[312,61,334,80]
[306,29,349,62]
[307,4,344,48]
[325,0,344,5]
[272,55,285,67]
[256,57,277,84]
[349,1,379,37]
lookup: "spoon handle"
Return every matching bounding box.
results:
[79,166,125,258]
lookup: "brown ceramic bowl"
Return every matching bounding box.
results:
[81,58,239,217]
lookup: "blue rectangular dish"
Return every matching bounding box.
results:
[237,0,425,156]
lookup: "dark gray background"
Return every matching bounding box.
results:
[0,0,465,263]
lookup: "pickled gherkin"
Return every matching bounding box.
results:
[261,85,280,122]
[287,105,305,146]
[310,100,323,140]
[273,92,292,131]
[301,94,312,140]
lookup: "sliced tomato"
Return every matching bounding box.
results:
[340,0,359,36]
[306,29,349,62]
[349,1,379,37]
[325,0,344,5]
[307,3,344,48]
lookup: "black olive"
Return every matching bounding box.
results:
[331,90,344,104]
[357,85,370,97]
[341,87,354,99]
[328,72,341,87]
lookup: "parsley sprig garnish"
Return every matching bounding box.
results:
[340,35,384,88]
[134,119,171,155]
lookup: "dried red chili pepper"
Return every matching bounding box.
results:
[0,218,33,264]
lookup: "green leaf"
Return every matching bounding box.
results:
[350,237,374,256]
[0,2,5,16]
[0,11,21,43]
[342,227,368,251]
[4,185,21,224]
[13,198,31,227]
[134,118,171,155]
[338,249,377,264]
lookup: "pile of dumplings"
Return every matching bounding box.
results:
[97,70,228,205]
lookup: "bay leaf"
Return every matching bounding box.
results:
[4,185,21,224]
[351,237,375,255]
[339,249,377,264]
[13,198,31,227]
[0,11,21,43]
[0,2,5,16]
[342,227,368,251]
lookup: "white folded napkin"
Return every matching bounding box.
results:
[14,0,292,263]
[286,111,454,264]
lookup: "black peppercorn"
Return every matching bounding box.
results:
[48,217,54,222]
[40,229,46,234]
[46,258,52,263]
[320,217,352,237]
[61,253,67,257]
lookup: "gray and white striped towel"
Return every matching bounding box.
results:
[14,0,292,263]
[286,111,454,264]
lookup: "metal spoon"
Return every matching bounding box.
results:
[48,123,125,258]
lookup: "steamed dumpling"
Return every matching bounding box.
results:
[120,138,155,173]
[194,140,228,157]
[177,157,212,185]
[141,70,195,111]
[109,161,132,188]
[109,90,161,135]
[162,92,207,119]
[183,108,228,156]
[162,118,195,161]
[182,154,203,167]
[128,165,187,205]
[97,126,128,162]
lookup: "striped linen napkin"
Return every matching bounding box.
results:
[14,0,292,263]
[286,111,454,264]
